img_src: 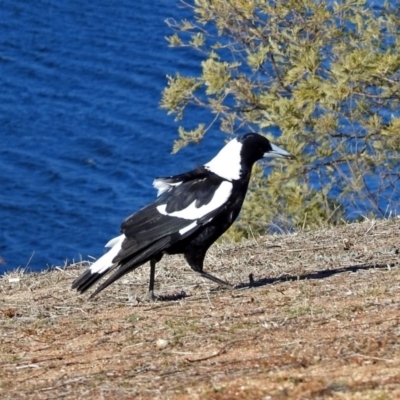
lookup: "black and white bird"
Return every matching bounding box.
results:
[72,133,294,300]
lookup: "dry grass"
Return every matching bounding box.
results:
[1,218,400,399]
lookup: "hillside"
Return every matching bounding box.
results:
[1,218,400,399]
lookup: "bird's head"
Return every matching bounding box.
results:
[205,133,294,181]
[238,133,295,166]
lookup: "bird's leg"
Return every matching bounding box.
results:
[143,258,158,302]
[185,250,233,289]
[196,271,233,288]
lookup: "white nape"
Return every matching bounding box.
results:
[89,234,125,274]
[204,138,242,181]
[157,180,233,220]
[153,178,182,197]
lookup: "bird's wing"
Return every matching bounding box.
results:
[152,166,210,197]
[115,170,233,262]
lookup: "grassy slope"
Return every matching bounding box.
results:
[1,218,400,399]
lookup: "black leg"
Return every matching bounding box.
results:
[149,258,156,292]
[185,249,233,289]
[143,258,158,302]
[197,270,233,288]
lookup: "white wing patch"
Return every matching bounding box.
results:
[179,221,198,235]
[157,180,233,220]
[89,234,125,274]
[204,138,242,181]
[153,178,182,197]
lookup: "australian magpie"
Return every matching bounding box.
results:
[72,133,294,300]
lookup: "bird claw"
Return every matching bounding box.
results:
[143,290,158,303]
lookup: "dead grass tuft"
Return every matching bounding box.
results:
[1,219,400,399]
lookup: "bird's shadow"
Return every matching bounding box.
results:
[234,261,397,290]
[153,291,189,302]
[149,262,397,302]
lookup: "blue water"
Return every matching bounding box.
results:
[0,0,226,273]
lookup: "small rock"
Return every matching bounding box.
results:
[156,339,169,349]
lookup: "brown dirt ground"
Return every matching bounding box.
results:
[1,218,400,399]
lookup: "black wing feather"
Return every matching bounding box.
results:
[114,208,190,262]
[164,173,224,213]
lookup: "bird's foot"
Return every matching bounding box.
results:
[143,290,158,303]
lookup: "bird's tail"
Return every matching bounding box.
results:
[71,234,125,294]
[87,236,170,299]
[72,235,171,299]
